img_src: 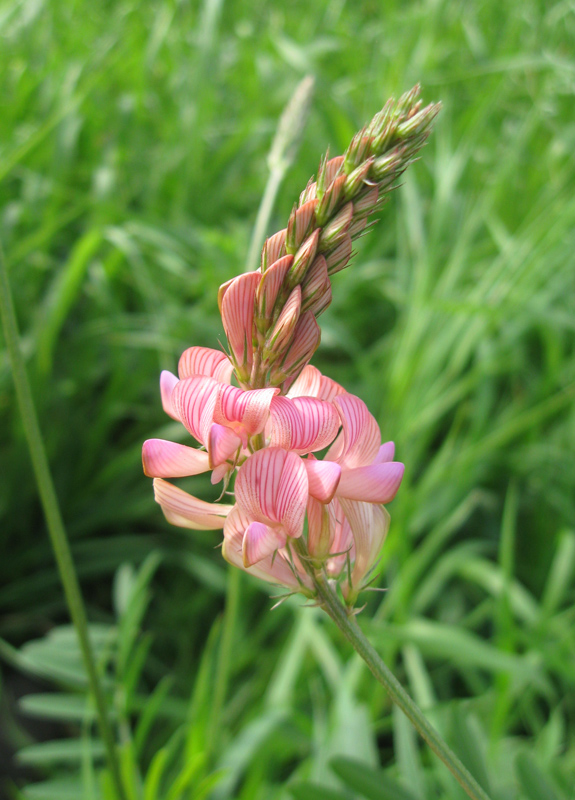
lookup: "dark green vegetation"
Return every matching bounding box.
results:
[1,0,574,798]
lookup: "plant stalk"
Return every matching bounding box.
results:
[0,247,127,800]
[303,561,492,800]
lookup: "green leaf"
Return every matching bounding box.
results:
[330,757,419,800]
[23,779,95,800]
[17,738,104,766]
[289,782,350,800]
[515,753,562,800]
[19,693,100,722]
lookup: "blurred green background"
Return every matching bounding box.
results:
[1,0,574,798]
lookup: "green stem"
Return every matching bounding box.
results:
[0,247,127,800]
[308,569,492,800]
[206,565,241,758]
[246,166,285,272]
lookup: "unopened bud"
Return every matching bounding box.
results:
[315,174,346,226]
[255,254,293,324]
[319,202,353,250]
[264,285,301,359]
[325,235,352,275]
[261,229,287,271]
[286,228,320,290]
[286,199,318,254]
[343,158,373,201]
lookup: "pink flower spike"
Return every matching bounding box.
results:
[142,439,210,478]
[269,396,340,454]
[160,370,180,420]
[208,423,242,468]
[267,285,301,351]
[235,448,308,538]
[336,462,405,504]
[330,394,381,468]
[214,385,278,438]
[280,312,321,376]
[220,272,260,369]
[304,457,341,503]
[178,346,234,383]
[374,441,395,464]
[242,521,286,567]
[256,255,293,318]
[153,478,233,530]
[172,376,220,445]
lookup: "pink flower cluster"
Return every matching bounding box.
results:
[143,343,404,603]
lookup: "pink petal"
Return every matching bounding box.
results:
[153,478,233,530]
[256,255,293,319]
[214,385,278,438]
[287,365,322,398]
[330,394,381,468]
[178,346,233,383]
[172,376,219,445]
[160,370,179,420]
[262,229,287,269]
[339,498,390,589]
[374,441,395,464]
[304,457,341,503]
[142,439,210,478]
[211,463,232,485]
[326,498,354,577]
[269,396,340,454]
[235,448,308,538]
[220,272,259,369]
[266,285,301,351]
[306,495,333,557]
[317,373,346,403]
[279,312,321,376]
[242,521,286,567]
[208,423,242,468]
[337,462,404,504]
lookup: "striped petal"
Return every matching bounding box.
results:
[329,394,381,468]
[242,521,286,567]
[153,478,233,530]
[287,365,322,398]
[178,346,233,383]
[326,498,354,577]
[142,439,210,478]
[208,423,242,468]
[235,448,308,538]
[280,312,320,376]
[160,370,179,420]
[266,285,301,352]
[269,396,340,454]
[306,495,333,557]
[305,457,341,503]
[214,384,278,438]
[256,255,293,319]
[220,272,259,369]
[374,441,395,464]
[339,498,390,591]
[172,376,219,445]
[337,462,404,504]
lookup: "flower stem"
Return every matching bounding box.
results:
[0,247,127,800]
[303,562,491,800]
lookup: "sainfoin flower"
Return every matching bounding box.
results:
[142,86,439,608]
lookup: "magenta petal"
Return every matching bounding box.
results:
[142,439,210,478]
[153,478,233,530]
[242,521,286,567]
[337,462,404,504]
[215,384,278,437]
[374,441,395,463]
[331,394,381,468]
[269,396,340,454]
[208,423,242,467]
[305,458,341,503]
[178,346,234,383]
[160,370,180,420]
[172,376,219,445]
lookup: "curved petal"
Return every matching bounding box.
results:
[172,376,219,445]
[326,498,354,578]
[153,478,233,530]
[208,423,242,468]
[287,365,322,398]
[337,462,404,504]
[160,370,180,420]
[242,521,286,567]
[178,346,234,383]
[317,373,346,403]
[307,495,333,558]
[220,272,259,370]
[214,385,278,438]
[266,285,301,352]
[269,396,340,455]
[330,394,381,468]
[256,254,293,319]
[235,448,308,538]
[339,498,390,591]
[280,311,320,377]
[304,457,341,503]
[142,439,210,478]
[374,441,395,464]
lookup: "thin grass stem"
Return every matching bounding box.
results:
[0,246,127,800]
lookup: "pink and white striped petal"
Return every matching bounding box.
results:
[160,370,180,420]
[235,448,308,538]
[374,441,395,464]
[256,255,293,319]
[220,272,260,368]
[330,394,381,468]
[242,521,286,567]
[266,285,301,351]
[326,498,354,577]
[336,462,404,504]
[214,385,278,438]
[269,396,340,454]
[287,365,322,398]
[178,346,234,383]
[172,376,220,445]
[280,312,321,376]
[142,439,210,478]
[207,423,242,468]
[339,498,390,590]
[304,457,341,503]
[153,478,233,530]
[306,495,333,557]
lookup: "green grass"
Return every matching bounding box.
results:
[1,0,574,798]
